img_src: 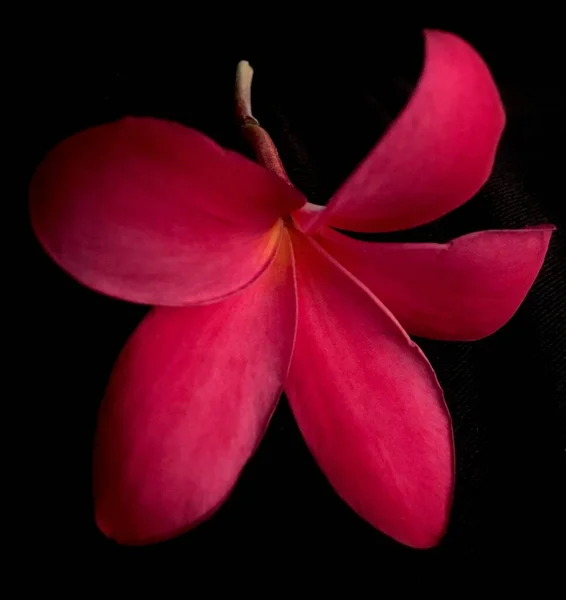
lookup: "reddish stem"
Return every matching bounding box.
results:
[235,61,291,184]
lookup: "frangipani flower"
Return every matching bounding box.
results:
[29,30,553,549]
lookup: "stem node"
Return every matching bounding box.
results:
[235,60,290,184]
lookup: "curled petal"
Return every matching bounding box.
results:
[300,29,505,233]
[316,226,554,341]
[94,231,297,544]
[285,231,454,548]
[30,117,304,306]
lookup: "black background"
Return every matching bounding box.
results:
[20,19,565,578]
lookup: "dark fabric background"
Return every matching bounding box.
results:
[20,21,565,577]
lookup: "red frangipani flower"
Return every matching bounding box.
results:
[30,30,553,549]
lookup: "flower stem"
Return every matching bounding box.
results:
[235,60,291,184]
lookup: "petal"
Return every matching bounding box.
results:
[94,231,297,545]
[30,117,305,306]
[285,231,454,548]
[300,30,505,234]
[315,226,554,341]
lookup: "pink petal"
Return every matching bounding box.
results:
[299,30,505,234]
[94,231,296,545]
[285,230,454,548]
[315,226,554,341]
[30,117,304,306]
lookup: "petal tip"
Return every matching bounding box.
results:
[94,509,171,546]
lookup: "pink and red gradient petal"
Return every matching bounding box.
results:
[94,232,296,544]
[30,117,304,307]
[285,232,454,548]
[298,29,505,234]
[314,226,555,341]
